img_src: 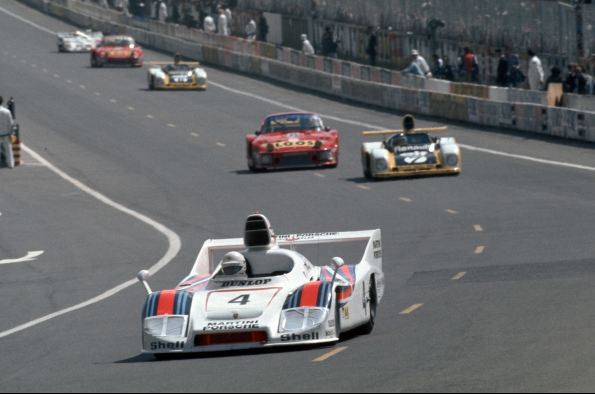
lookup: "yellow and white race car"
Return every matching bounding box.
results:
[361,115,461,179]
[147,55,207,90]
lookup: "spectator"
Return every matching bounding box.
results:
[564,64,588,94]
[217,9,229,35]
[321,24,339,58]
[258,14,269,42]
[402,49,431,78]
[0,96,14,169]
[365,26,377,66]
[495,49,509,87]
[544,66,564,92]
[158,0,167,23]
[442,55,455,81]
[301,34,314,55]
[461,47,479,83]
[204,14,216,33]
[245,18,257,41]
[505,47,523,88]
[432,54,444,79]
[99,0,108,8]
[224,6,232,35]
[172,1,181,24]
[527,49,544,91]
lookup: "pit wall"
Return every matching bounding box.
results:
[18,0,595,143]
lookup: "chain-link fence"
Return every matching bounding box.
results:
[238,0,595,58]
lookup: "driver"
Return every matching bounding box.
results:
[390,133,408,147]
[219,251,248,276]
[299,116,319,131]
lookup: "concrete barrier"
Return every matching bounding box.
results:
[424,78,451,94]
[514,104,545,134]
[508,89,547,106]
[429,93,468,122]
[546,107,566,138]
[478,99,502,128]
[451,83,489,99]
[488,86,509,102]
[562,94,595,113]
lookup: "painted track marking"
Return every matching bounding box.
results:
[400,197,412,202]
[314,173,325,178]
[399,304,423,314]
[191,133,199,137]
[216,142,226,147]
[452,272,467,281]
[446,209,458,214]
[0,145,181,340]
[358,185,370,190]
[313,347,348,362]
[0,251,44,265]
[475,246,485,254]
[474,225,483,232]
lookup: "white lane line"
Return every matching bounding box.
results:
[8,6,595,174]
[0,251,44,265]
[0,145,182,340]
[0,6,55,34]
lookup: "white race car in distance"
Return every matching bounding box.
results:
[57,30,103,52]
[137,213,384,357]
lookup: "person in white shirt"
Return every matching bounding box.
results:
[403,49,432,78]
[204,15,216,33]
[217,9,229,36]
[0,97,14,169]
[527,48,544,91]
[245,19,257,41]
[158,1,167,23]
[301,34,314,55]
[224,7,232,35]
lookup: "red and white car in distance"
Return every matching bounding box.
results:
[90,35,143,67]
[246,113,339,171]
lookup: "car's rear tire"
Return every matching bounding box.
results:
[149,77,155,90]
[358,276,377,335]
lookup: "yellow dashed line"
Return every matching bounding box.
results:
[168,124,176,128]
[80,85,85,89]
[452,272,467,280]
[12,55,17,59]
[21,60,26,64]
[94,92,101,96]
[446,209,458,214]
[474,225,483,232]
[110,99,117,103]
[358,185,370,190]
[216,142,226,147]
[399,304,423,314]
[31,64,37,68]
[474,246,484,254]
[313,173,325,178]
[146,115,154,119]
[127,107,135,111]
[54,74,59,78]
[399,197,412,202]
[313,347,348,362]
[66,80,72,83]
[191,133,199,137]
[43,69,48,73]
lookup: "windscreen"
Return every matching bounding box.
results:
[262,114,323,134]
[101,38,134,47]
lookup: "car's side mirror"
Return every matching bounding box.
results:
[330,257,345,286]
[255,130,261,136]
[137,270,153,295]
[325,126,331,132]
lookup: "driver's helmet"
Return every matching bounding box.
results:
[174,53,182,65]
[220,252,247,275]
[391,133,408,146]
[300,116,317,130]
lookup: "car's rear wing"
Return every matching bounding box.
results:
[191,229,382,275]
[147,62,201,67]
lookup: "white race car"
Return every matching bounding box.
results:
[137,213,384,357]
[57,30,103,52]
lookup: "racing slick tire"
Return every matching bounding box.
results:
[363,169,373,179]
[335,297,342,340]
[149,77,155,90]
[358,276,377,335]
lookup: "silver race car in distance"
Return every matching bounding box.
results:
[57,30,103,52]
[137,213,384,357]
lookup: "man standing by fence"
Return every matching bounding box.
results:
[0,96,14,169]
[527,49,544,91]
[366,26,377,66]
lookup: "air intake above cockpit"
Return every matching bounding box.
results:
[244,214,275,248]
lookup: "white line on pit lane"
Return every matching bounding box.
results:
[0,251,44,265]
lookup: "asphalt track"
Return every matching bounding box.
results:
[2,1,595,391]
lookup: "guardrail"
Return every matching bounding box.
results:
[17,0,595,144]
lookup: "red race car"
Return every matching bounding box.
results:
[91,35,143,67]
[247,112,339,171]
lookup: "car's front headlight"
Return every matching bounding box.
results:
[144,316,188,338]
[445,154,458,167]
[375,159,388,171]
[279,308,329,333]
[257,154,273,165]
